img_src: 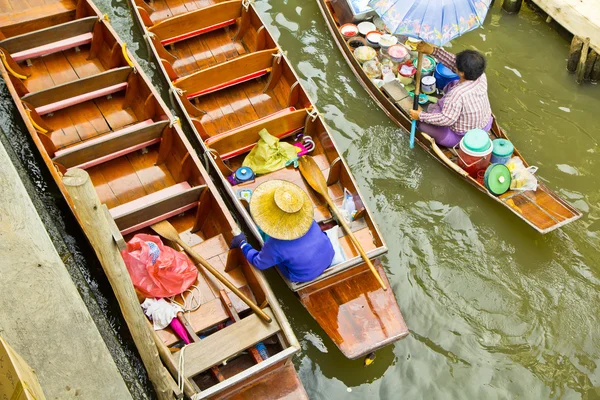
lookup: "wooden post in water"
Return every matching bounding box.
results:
[584,50,598,81]
[567,36,585,72]
[63,168,180,400]
[575,37,591,84]
[502,0,522,13]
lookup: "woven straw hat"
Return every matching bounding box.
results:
[250,180,313,240]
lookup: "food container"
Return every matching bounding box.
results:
[413,55,436,76]
[362,59,382,79]
[388,44,409,63]
[490,139,514,164]
[347,36,367,50]
[457,129,493,178]
[366,31,382,48]
[382,72,396,83]
[357,21,376,36]
[399,63,417,78]
[373,17,386,32]
[421,76,436,94]
[483,164,511,195]
[379,34,398,51]
[405,37,421,50]
[434,62,460,90]
[340,23,359,39]
[354,45,377,64]
[409,92,429,105]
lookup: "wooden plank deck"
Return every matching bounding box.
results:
[531,0,600,52]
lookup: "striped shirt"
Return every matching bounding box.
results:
[419,48,492,134]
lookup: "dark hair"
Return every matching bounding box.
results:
[456,50,486,80]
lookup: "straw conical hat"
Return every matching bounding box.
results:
[250,180,313,240]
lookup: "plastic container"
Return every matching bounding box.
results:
[387,44,409,63]
[405,37,421,50]
[340,23,358,39]
[357,21,376,36]
[347,36,367,50]
[379,34,398,51]
[421,76,436,94]
[457,129,493,178]
[483,164,511,195]
[354,45,377,63]
[434,62,459,90]
[366,31,382,48]
[362,59,382,79]
[490,138,514,164]
[399,62,417,78]
[413,55,436,76]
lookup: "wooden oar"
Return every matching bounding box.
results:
[298,156,387,291]
[150,220,272,323]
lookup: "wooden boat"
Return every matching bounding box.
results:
[129,0,409,359]
[0,1,308,398]
[316,0,582,234]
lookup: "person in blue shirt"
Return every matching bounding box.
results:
[230,180,334,282]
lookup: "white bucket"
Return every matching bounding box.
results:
[421,76,436,94]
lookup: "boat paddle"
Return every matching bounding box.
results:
[150,220,272,323]
[298,156,387,291]
[410,51,424,149]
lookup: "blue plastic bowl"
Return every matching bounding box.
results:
[434,62,459,91]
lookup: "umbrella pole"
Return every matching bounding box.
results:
[410,51,424,149]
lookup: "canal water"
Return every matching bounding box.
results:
[4,0,599,398]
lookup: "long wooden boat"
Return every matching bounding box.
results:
[317,0,581,234]
[129,0,409,359]
[0,1,308,398]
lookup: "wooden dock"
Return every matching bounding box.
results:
[503,0,600,83]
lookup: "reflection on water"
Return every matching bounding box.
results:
[3,0,597,398]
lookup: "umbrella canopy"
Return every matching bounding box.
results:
[368,0,492,46]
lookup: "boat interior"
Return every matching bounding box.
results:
[0,0,304,396]
[136,0,388,288]
[321,0,581,233]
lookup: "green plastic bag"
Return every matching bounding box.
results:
[242,129,299,175]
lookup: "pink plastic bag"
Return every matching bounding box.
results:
[121,234,198,298]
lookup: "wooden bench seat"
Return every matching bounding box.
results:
[110,182,206,235]
[148,0,242,46]
[11,32,93,62]
[174,49,278,100]
[52,119,166,170]
[174,307,279,379]
[20,66,131,115]
[0,16,97,61]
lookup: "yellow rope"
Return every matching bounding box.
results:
[102,13,110,22]
[0,51,27,80]
[24,108,48,134]
[121,43,135,69]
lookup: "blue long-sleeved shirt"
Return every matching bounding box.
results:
[240,221,334,282]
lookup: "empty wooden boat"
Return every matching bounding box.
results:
[316,0,581,234]
[0,1,307,398]
[129,0,409,359]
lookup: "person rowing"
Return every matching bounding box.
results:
[409,42,493,147]
[230,180,334,283]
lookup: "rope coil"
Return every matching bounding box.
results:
[242,0,254,10]
[306,107,320,122]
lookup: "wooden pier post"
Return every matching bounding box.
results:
[502,0,522,13]
[567,36,585,72]
[63,168,180,400]
[575,37,591,83]
[584,50,598,81]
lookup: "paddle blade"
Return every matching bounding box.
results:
[410,120,417,149]
[150,220,180,242]
[298,156,328,196]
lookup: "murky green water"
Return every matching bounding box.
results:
[10,0,600,398]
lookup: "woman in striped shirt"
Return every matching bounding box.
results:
[409,43,493,147]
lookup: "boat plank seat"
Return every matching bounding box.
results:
[0,16,97,62]
[0,2,77,37]
[52,119,167,170]
[110,182,207,235]
[20,66,132,115]
[174,49,277,100]
[174,307,279,378]
[148,0,242,46]
[204,107,295,141]
[206,107,307,160]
